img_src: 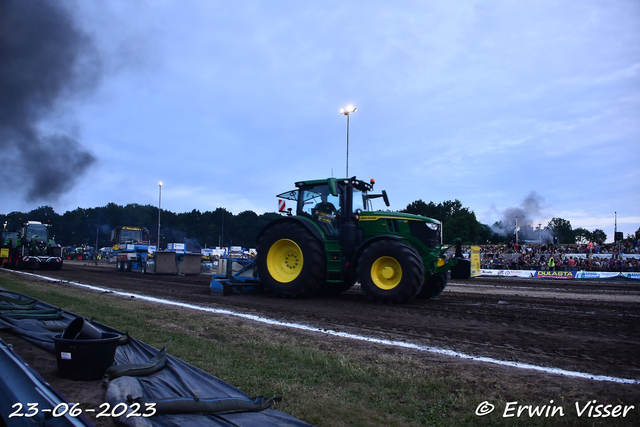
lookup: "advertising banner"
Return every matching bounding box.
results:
[480,269,640,280]
[480,270,536,278]
[470,246,481,277]
[534,271,575,279]
[574,271,622,280]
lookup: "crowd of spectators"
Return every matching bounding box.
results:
[471,241,640,272]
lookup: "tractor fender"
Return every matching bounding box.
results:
[256,216,326,246]
[349,234,405,278]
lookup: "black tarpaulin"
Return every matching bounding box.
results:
[0,288,314,427]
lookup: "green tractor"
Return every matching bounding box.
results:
[9,221,63,270]
[1,227,19,268]
[256,177,470,304]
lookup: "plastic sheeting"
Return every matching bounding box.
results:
[0,288,313,427]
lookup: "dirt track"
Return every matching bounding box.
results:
[20,261,640,381]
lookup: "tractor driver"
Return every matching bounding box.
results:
[313,193,339,237]
[314,193,337,219]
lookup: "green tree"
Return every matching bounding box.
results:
[573,227,592,244]
[479,224,502,244]
[591,229,607,245]
[547,217,575,244]
[403,199,483,244]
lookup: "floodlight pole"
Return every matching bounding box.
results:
[158,182,162,250]
[340,105,357,176]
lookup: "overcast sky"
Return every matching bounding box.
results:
[2,0,639,242]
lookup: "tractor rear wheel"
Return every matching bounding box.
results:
[358,240,424,304]
[257,222,326,298]
[15,246,28,270]
[7,243,16,269]
[9,251,16,270]
[416,272,448,299]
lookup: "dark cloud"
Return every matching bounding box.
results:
[0,0,101,203]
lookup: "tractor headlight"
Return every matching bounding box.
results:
[426,223,439,231]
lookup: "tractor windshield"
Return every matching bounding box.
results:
[299,185,339,217]
[26,224,47,240]
[298,184,340,237]
[119,229,142,243]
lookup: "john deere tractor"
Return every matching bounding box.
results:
[256,177,470,304]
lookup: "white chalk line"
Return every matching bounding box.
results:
[4,269,639,385]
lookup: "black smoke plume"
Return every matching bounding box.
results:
[0,0,101,202]
[491,191,554,242]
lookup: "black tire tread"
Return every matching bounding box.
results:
[256,222,326,298]
[357,240,424,304]
[416,272,448,299]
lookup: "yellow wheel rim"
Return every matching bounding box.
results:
[371,256,402,290]
[267,239,303,283]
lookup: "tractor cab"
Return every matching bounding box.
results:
[20,222,54,256]
[276,177,389,238]
[114,228,143,244]
[24,222,48,241]
[111,226,150,251]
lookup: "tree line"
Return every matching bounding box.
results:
[0,203,280,250]
[2,200,636,250]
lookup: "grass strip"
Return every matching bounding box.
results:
[0,273,637,427]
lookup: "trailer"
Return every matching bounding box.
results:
[144,250,178,274]
[143,243,203,275]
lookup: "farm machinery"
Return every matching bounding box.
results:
[63,246,93,260]
[211,176,470,303]
[111,226,152,272]
[111,227,202,274]
[1,221,63,270]
[0,226,19,268]
[148,243,203,275]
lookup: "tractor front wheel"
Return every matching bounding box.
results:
[257,222,326,298]
[416,272,448,299]
[358,240,424,304]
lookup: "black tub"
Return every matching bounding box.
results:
[53,332,121,380]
